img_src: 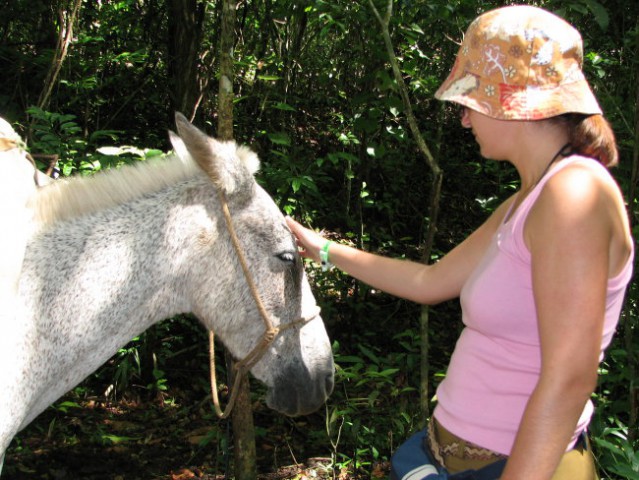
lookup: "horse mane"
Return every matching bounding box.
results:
[31,153,201,225]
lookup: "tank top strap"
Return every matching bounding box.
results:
[507,155,599,230]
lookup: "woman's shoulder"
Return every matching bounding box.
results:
[528,155,632,275]
[540,155,624,209]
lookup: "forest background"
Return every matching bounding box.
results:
[1,0,638,479]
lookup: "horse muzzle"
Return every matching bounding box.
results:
[266,360,335,416]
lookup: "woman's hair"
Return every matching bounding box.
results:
[555,114,618,168]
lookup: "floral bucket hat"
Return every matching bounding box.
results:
[435,5,602,120]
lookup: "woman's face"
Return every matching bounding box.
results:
[461,107,519,161]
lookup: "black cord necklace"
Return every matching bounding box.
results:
[532,142,573,188]
[506,142,573,223]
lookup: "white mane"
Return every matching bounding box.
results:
[31,139,262,226]
[31,153,201,225]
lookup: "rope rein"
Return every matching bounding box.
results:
[209,189,319,418]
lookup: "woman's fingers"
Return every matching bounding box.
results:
[285,216,323,262]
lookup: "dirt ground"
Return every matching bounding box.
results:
[3,389,389,480]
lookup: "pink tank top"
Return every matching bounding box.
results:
[433,156,634,455]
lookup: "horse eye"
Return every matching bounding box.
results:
[277,252,296,264]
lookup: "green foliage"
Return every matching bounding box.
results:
[2,0,638,478]
[592,418,639,480]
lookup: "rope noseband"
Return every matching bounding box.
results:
[209,189,319,418]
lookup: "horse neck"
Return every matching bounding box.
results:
[10,179,233,425]
[22,178,225,346]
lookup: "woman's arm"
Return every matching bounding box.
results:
[501,165,627,479]
[286,195,515,305]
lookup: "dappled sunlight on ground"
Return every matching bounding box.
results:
[4,389,389,479]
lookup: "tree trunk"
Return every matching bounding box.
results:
[167,0,206,119]
[217,1,257,478]
[36,0,82,112]
[217,0,235,142]
[368,0,443,424]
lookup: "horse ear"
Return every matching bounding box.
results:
[168,130,190,163]
[174,113,223,186]
[173,112,254,197]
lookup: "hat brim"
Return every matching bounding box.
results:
[435,74,602,120]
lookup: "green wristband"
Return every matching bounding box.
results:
[319,240,333,272]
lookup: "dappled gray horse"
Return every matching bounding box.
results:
[0,113,334,473]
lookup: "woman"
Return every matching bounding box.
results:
[287,5,633,480]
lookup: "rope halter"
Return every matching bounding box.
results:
[209,189,320,418]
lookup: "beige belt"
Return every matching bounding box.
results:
[427,419,508,466]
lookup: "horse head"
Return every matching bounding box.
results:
[169,113,334,416]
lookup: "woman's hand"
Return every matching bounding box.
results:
[285,216,326,264]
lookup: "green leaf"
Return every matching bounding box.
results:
[257,75,281,81]
[357,344,380,365]
[272,102,296,111]
[583,0,609,30]
[100,434,136,445]
[335,355,365,364]
[267,132,291,146]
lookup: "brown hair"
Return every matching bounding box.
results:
[558,114,619,167]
